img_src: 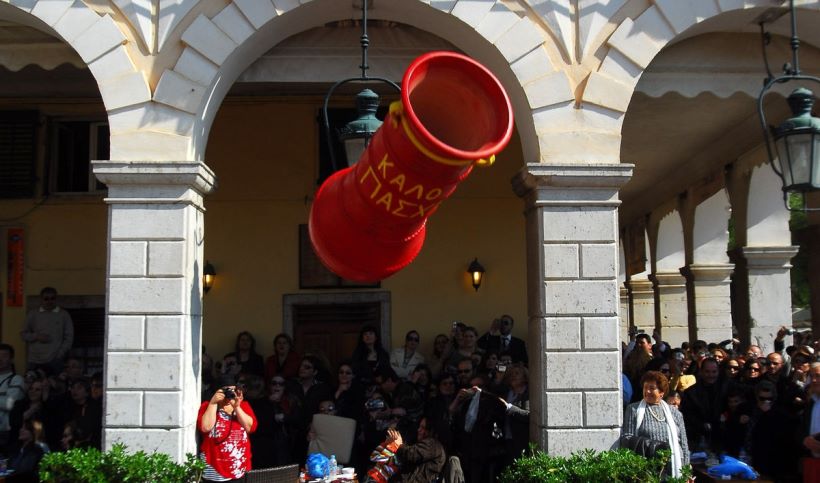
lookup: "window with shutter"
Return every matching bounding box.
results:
[0,111,38,199]
[50,119,108,193]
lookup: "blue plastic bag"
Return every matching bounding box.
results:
[307,452,330,478]
[706,455,759,480]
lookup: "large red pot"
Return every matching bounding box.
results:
[309,51,514,282]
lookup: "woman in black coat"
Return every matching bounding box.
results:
[350,325,390,388]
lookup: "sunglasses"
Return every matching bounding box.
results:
[749,367,761,372]
[728,366,740,371]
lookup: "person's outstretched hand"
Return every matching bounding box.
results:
[387,428,403,446]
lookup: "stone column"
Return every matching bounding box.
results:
[93,161,217,461]
[688,264,734,343]
[627,277,655,334]
[651,271,688,347]
[743,246,799,353]
[513,163,632,455]
[620,284,630,342]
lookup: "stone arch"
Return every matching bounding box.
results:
[0,0,151,154]
[151,0,574,164]
[588,1,820,148]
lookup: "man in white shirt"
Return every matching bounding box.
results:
[20,287,74,375]
[0,343,25,452]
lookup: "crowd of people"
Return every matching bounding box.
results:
[198,315,530,483]
[0,287,101,483]
[5,286,820,483]
[621,327,820,482]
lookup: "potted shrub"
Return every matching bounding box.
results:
[39,443,204,483]
[500,446,692,483]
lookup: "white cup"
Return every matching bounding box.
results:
[342,467,355,475]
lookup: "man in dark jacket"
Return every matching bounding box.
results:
[477,315,528,366]
[681,357,727,452]
[747,380,799,480]
[449,376,506,483]
[388,418,446,483]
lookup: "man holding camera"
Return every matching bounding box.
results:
[477,315,527,366]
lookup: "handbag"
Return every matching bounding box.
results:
[618,434,670,458]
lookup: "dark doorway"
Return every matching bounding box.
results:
[292,302,381,377]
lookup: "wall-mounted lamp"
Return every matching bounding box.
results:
[203,261,216,294]
[467,257,485,292]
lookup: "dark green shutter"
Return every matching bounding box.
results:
[0,111,38,199]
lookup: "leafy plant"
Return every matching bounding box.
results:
[39,443,204,483]
[500,445,692,483]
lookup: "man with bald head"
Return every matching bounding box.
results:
[745,345,764,360]
[766,352,786,380]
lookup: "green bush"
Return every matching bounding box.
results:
[38,443,204,483]
[499,445,692,483]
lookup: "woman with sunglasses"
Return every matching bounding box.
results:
[724,358,742,380]
[390,331,426,381]
[738,359,765,397]
[334,361,365,420]
[197,385,257,482]
[423,374,458,453]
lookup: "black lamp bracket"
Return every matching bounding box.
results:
[321,0,401,173]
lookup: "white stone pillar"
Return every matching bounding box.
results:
[93,161,216,461]
[652,210,688,346]
[689,190,734,343]
[620,285,630,342]
[619,242,630,343]
[742,165,796,353]
[652,272,688,347]
[688,264,734,343]
[513,163,631,455]
[626,231,655,333]
[743,247,798,352]
[627,277,655,333]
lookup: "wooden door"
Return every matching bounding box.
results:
[293,302,381,378]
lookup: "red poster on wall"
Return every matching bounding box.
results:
[6,228,24,307]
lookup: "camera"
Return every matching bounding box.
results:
[785,328,797,335]
[365,398,386,411]
[222,387,236,399]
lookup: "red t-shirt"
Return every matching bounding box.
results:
[197,401,258,479]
